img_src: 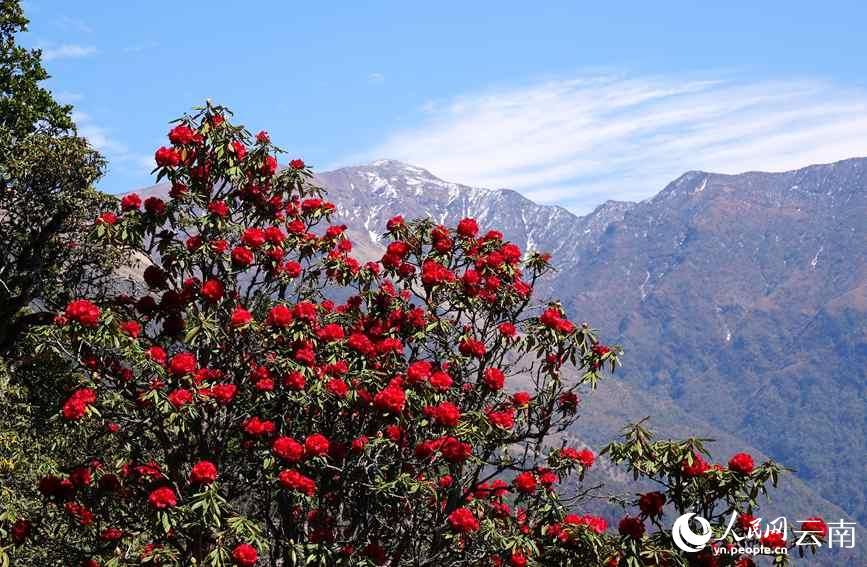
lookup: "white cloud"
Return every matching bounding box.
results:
[352,73,867,214]
[41,44,97,61]
[368,72,385,84]
[72,112,153,180]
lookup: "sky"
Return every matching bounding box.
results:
[22,0,867,214]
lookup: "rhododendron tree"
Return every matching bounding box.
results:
[4,104,824,566]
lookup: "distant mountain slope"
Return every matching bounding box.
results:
[549,158,867,524]
[134,157,867,535]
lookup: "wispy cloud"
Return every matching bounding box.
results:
[368,72,385,84]
[72,111,153,183]
[354,73,867,213]
[41,43,98,61]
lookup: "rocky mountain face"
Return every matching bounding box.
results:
[135,157,866,549]
[549,160,867,523]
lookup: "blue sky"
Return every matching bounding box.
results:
[23,1,867,213]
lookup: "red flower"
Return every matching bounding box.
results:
[146,346,167,365]
[326,378,349,397]
[278,469,316,495]
[190,460,218,485]
[121,193,141,211]
[386,215,404,231]
[283,371,306,390]
[65,299,101,327]
[428,370,453,391]
[243,417,275,437]
[261,155,278,176]
[512,391,531,408]
[256,130,270,143]
[682,453,710,477]
[448,507,479,533]
[231,306,253,328]
[64,502,94,525]
[208,383,238,405]
[145,197,166,217]
[168,352,197,376]
[305,433,330,457]
[290,158,305,170]
[558,392,579,412]
[231,140,247,160]
[317,323,345,342]
[97,211,117,225]
[564,514,608,534]
[429,402,461,427]
[513,471,538,494]
[457,217,479,238]
[143,265,168,289]
[208,200,230,217]
[498,322,517,338]
[231,246,255,267]
[242,228,266,248]
[266,304,293,328]
[155,146,181,167]
[539,308,575,334]
[61,388,97,420]
[728,452,755,475]
[168,124,197,145]
[273,436,305,462]
[147,486,177,509]
[406,360,432,384]
[574,448,595,468]
[458,338,486,358]
[201,279,224,302]
[440,437,472,463]
[486,408,515,430]
[10,519,31,544]
[232,543,258,567]
[167,388,193,408]
[618,516,645,539]
[373,385,406,413]
[483,368,505,390]
[99,527,124,541]
[119,320,141,338]
[351,436,369,454]
[638,491,665,517]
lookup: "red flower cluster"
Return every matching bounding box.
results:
[61,388,96,420]
[448,507,479,533]
[64,299,101,327]
[147,486,177,509]
[539,307,575,334]
[728,452,755,474]
[190,460,218,485]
